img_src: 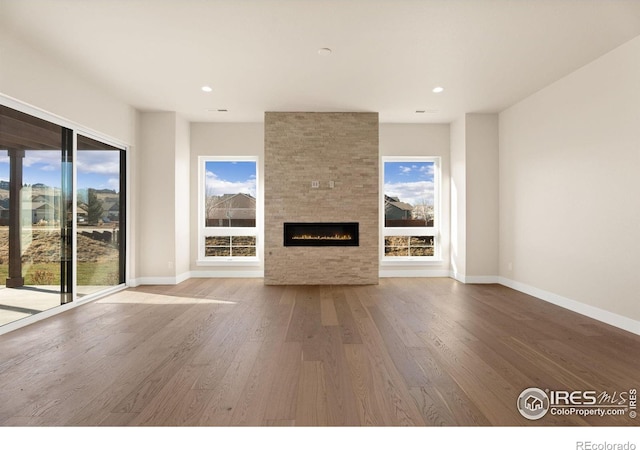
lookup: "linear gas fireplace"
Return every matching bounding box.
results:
[284,222,359,247]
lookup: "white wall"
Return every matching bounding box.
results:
[135,112,192,283]
[466,114,499,279]
[449,114,499,282]
[450,118,466,279]
[500,36,640,329]
[379,123,451,276]
[175,115,191,277]
[190,122,265,276]
[0,31,136,145]
[137,112,178,281]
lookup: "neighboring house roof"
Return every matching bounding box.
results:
[209,208,256,220]
[31,202,53,210]
[384,195,413,212]
[102,201,120,212]
[386,200,413,212]
[208,193,256,220]
[211,192,254,204]
[212,193,255,205]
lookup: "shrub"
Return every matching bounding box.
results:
[32,269,56,285]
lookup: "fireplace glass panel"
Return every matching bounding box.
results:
[284,222,359,247]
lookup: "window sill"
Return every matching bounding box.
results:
[197,258,261,267]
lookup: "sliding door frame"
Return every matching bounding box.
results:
[0,94,130,334]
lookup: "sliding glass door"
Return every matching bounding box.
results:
[0,106,72,325]
[0,104,126,327]
[76,135,125,296]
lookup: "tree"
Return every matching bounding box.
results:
[87,189,104,225]
[413,197,434,227]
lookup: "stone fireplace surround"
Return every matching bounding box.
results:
[264,112,379,285]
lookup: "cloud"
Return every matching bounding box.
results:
[399,165,412,174]
[107,178,120,191]
[384,180,434,207]
[394,163,434,179]
[77,151,120,175]
[206,171,256,197]
[418,164,435,175]
[24,151,62,169]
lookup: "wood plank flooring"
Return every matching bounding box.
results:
[0,278,638,426]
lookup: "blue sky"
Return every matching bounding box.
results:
[384,161,435,206]
[0,150,120,191]
[205,161,256,197]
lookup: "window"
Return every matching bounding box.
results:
[198,157,259,262]
[382,157,440,260]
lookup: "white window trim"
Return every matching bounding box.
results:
[197,156,262,266]
[380,156,442,263]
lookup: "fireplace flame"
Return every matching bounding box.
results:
[291,234,353,240]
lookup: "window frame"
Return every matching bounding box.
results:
[197,156,261,265]
[381,156,441,262]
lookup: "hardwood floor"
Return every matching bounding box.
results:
[0,278,638,426]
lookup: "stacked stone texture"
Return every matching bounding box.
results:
[264,112,379,285]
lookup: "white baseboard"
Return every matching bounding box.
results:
[498,276,640,336]
[176,271,191,284]
[450,272,499,284]
[129,272,191,286]
[130,276,181,286]
[450,271,465,283]
[465,275,500,284]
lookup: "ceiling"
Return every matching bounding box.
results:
[1,0,640,124]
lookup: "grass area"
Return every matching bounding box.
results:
[0,226,121,287]
[0,260,120,286]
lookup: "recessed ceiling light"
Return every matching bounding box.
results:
[201,85,213,93]
[318,47,332,56]
[415,110,426,114]
[432,86,444,94]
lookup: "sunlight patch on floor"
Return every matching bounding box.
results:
[0,286,60,327]
[97,290,238,305]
